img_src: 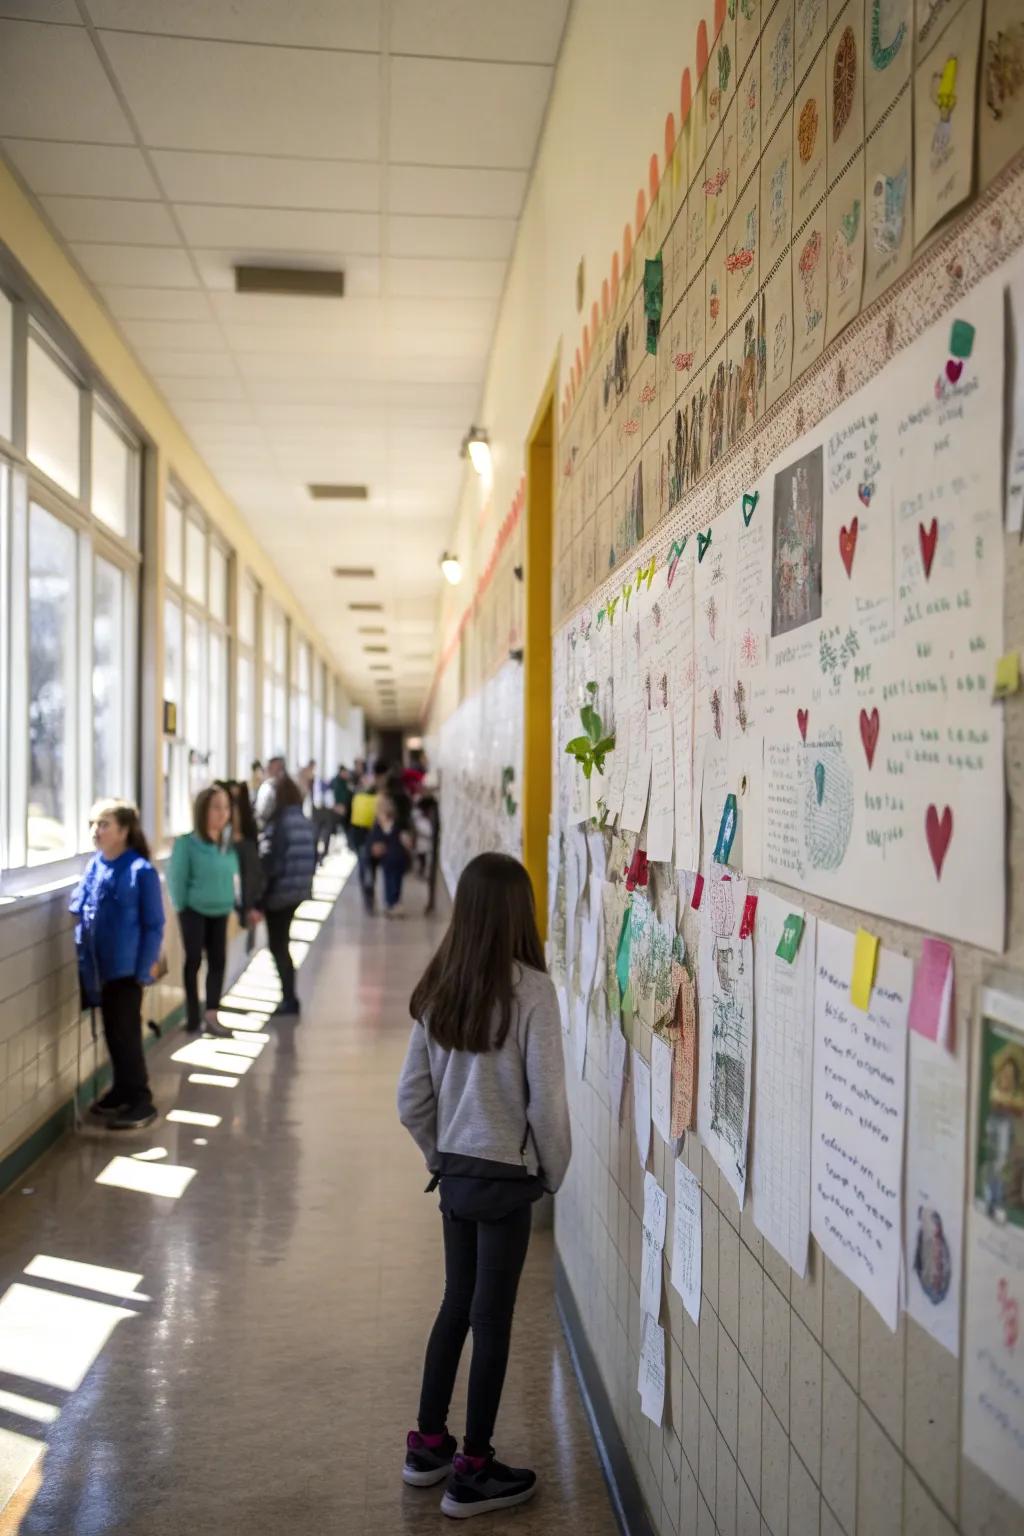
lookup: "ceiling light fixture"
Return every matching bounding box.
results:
[461,426,491,478]
[440,552,463,586]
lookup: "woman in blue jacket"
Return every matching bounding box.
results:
[260,775,316,1017]
[70,800,165,1130]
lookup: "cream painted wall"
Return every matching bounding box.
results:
[432,0,710,720]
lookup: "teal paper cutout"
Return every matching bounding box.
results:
[742,490,759,526]
[697,528,713,562]
[814,761,826,805]
[644,255,664,356]
[615,904,632,1000]
[713,793,738,864]
[949,319,975,359]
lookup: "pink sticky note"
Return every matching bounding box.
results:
[908,938,954,1051]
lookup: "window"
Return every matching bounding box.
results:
[208,629,227,778]
[0,292,12,444]
[27,335,81,498]
[238,575,256,648]
[237,653,253,781]
[93,557,125,802]
[28,503,76,863]
[185,610,205,777]
[165,493,183,586]
[185,518,206,603]
[263,599,288,759]
[91,405,138,542]
[209,542,228,623]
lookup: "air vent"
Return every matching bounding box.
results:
[369,664,392,672]
[332,566,375,579]
[357,626,386,635]
[309,484,368,501]
[347,602,382,612]
[363,645,389,654]
[235,265,345,298]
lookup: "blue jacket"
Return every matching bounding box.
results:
[70,851,166,1004]
[260,807,316,911]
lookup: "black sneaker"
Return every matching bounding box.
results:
[108,1101,158,1131]
[402,1430,457,1488]
[440,1453,537,1519]
[272,998,300,1018]
[89,1090,128,1118]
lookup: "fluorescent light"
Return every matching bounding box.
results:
[462,426,491,477]
[440,553,463,586]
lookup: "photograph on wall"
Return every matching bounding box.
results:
[771,444,824,636]
[975,1008,1024,1230]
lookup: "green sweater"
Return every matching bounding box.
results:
[167,833,239,917]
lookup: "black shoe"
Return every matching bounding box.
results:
[402,1430,457,1488]
[89,1089,129,1119]
[272,998,300,1018]
[202,1017,234,1039]
[440,1454,537,1519]
[184,1021,202,1035]
[108,1101,158,1131]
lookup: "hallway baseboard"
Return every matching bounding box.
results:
[555,1256,657,1536]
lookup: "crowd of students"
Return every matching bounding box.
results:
[329,752,439,917]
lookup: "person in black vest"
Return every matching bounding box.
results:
[259,774,316,1017]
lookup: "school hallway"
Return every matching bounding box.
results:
[0,868,619,1536]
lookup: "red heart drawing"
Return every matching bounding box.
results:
[859,707,880,769]
[797,708,809,742]
[919,518,938,579]
[839,517,858,578]
[945,358,963,384]
[925,805,953,879]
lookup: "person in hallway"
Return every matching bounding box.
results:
[227,780,264,954]
[70,800,165,1130]
[370,790,414,916]
[397,852,572,1519]
[260,773,317,1017]
[249,759,264,802]
[255,752,286,828]
[402,747,428,798]
[167,784,238,1040]
[349,764,381,912]
[330,763,354,847]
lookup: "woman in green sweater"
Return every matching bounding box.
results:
[167,784,239,1038]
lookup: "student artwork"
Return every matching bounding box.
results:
[697,875,754,1207]
[762,0,794,139]
[737,46,762,186]
[796,0,827,76]
[913,0,983,246]
[828,1,865,176]
[863,92,913,306]
[792,223,827,375]
[764,261,794,407]
[760,111,794,268]
[825,155,866,344]
[866,0,912,129]
[644,255,664,355]
[771,445,824,637]
[904,1012,965,1354]
[793,52,827,228]
[980,0,1024,188]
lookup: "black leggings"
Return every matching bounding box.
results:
[100,978,151,1106]
[418,1205,532,1454]
[178,908,228,1029]
[265,904,299,1004]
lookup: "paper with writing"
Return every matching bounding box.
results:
[633,1049,652,1168]
[671,1158,703,1324]
[697,876,754,1205]
[753,892,817,1278]
[726,476,772,877]
[651,1032,673,1143]
[904,1026,966,1355]
[811,921,911,1331]
[645,709,675,862]
[638,1313,666,1425]
[641,1171,669,1318]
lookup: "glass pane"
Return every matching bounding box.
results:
[28,503,76,863]
[185,612,204,752]
[297,640,311,693]
[237,654,253,780]
[0,292,12,443]
[238,577,256,647]
[274,611,286,673]
[262,674,273,762]
[91,409,136,540]
[262,597,275,665]
[273,680,286,757]
[164,598,182,708]
[208,630,227,778]
[27,337,81,497]
[165,496,183,586]
[208,543,228,622]
[185,518,206,603]
[93,557,124,802]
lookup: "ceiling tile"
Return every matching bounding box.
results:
[86,0,381,51]
[0,21,132,142]
[387,214,515,261]
[386,256,507,299]
[387,164,526,219]
[40,194,180,246]
[142,348,237,378]
[157,375,246,403]
[389,57,551,169]
[100,286,213,321]
[191,249,380,297]
[150,149,380,211]
[2,139,158,197]
[390,0,567,63]
[174,204,379,254]
[0,1,80,19]
[70,242,197,287]
[101,31,380,159]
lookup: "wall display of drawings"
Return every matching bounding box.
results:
[439,658,523,896]
[555,0,1024,624]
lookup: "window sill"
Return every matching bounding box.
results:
[0,851,170,916]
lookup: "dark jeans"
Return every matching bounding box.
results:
[418,1205,532,1454]
[382,854,409,910]
[351,827,377,910]
[178,908,228,1030]
[266,904,299,1004]
[100,978,152,1106]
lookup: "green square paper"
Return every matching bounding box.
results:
[949,319,975,359]
[776,912,805,964]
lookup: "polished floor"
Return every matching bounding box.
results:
[0,862,619,1535]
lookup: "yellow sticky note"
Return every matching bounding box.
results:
[851,929,879,1012]
[993,651,1021,699]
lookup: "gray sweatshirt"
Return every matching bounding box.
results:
[397,964,572,1192]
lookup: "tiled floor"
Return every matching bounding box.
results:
[0,865,620,1535]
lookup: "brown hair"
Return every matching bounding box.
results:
[90,799,152,862]
[273,774,304,812]
[193,783,231,843]
[409,852,545,1052]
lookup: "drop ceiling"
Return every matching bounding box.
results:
[0,0,570,724]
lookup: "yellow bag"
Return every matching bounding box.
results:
[350,791,378,829]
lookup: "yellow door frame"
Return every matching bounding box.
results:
[523,356,559,937]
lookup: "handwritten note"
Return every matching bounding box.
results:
[638,1313,666,1425]
[908,937,954,1049]
[645,709,675,862]
[697,877,754,1206]
[633,1049,652,1168]
[811,921,911,1330]
[620,697,653,833]
[671,1158,702,1324]
[641,1171,669,1317]
[753,893,817,1278]
[651,1032,673,1143]
[904,1026,966,1355]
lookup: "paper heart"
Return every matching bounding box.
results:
[839,517,858,577]
[797,707,809,742]
[697,528,713,562]
[859,707,880,769]
[925,804,953,879]
[742,490,759,526]
[857,482,873,507]
[814,761,825,805]
[919,517,938,578]
[945,358,963,384]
